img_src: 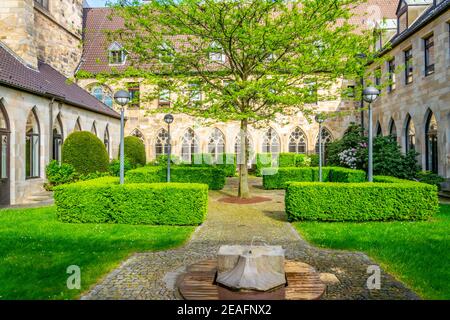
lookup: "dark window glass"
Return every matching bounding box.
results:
[35,0,49,10]
[405,48,413,84]
[405,116,415,152]
[128,83,140,108]
[388,59,396,92]
[425,35,435,76]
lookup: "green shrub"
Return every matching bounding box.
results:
[256,153,277,176]
[326,124,420,180]
[262,167,366,189]
[125,166,226,190]
[109,158,132,177]
[62,131,109,175]
[310,154,319,167]
[294,154,311,167]
[123,136,146,168]
[45,160,77,188]
[416,171,445,191]
[310,167,333,182]
[54,177,208,225]
[125,166,162,183]
[278,153,296,167]
[216,153,237,177]
[79,171,111,181]
[285,180,439,222]
[161,167,226,190]
[153,154,181,166]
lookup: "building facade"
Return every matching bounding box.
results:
[0,0,121,206]
[368,0,450,177]
[76,2,399,165]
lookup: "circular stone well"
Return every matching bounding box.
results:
[177,260,326,300]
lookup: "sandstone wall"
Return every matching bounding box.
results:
[369,10,450,177]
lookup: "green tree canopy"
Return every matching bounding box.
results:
[107,0,375,197]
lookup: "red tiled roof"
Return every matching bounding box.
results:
[0,44,120,119]
[79,1,398,74]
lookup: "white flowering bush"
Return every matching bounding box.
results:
[338,148,358,169]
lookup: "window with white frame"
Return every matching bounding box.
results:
[108,42,127,65]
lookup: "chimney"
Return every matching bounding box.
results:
[0,0,38,69]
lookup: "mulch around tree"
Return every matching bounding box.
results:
[217,196,272,204]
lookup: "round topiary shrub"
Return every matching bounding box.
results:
[122,136,146,168]
[62,131,109,175]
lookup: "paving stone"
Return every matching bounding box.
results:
[81,177,420,300]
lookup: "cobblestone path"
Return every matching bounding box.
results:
[81,177,419,300]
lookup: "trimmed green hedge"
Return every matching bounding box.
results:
[123,136,146,168]
[189,153,236,177]
[262,167,366,189]
[54,177,208,225]
[285,179,439,222]
[125,166,226,190]
[256,153,276,176]
[216,153,237,177]
[125,166,161,183]
[62,131,109,175]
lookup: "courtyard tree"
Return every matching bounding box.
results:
[109,0,374,198]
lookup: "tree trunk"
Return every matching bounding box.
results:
[238,119,251,199]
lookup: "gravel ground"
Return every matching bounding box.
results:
[81,177,419,300]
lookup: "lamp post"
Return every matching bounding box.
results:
[114,90,130,185]
[362,86,380,182]
[315,114,325,182]
[164,114,174,182]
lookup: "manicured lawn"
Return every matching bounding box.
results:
[293,204,450,300]
[0,206,194,300]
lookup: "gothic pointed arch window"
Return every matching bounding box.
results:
[74,118,82,132]
[405,114,415,152]
[288,127,307,154]
[207,128,225,162]
[89,84,113,108]
[376,121,383,136]
[181,128,199,162]
[104,125,110,157]
[131,128,145,142]
[155,128,169,157]
[26,108,40,178]
[52,114,63,162]
[389,118,397,140]
[262,127,280,154]
[425,110,438,173]
[234,132,254,166]
[91,122,97,136]
[315,127,333,154]
[0,103,10,182]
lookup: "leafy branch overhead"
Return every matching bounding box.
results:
[106,0,376,123]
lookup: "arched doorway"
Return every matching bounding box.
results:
[0,102,10,205]
[425,111,438,173]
